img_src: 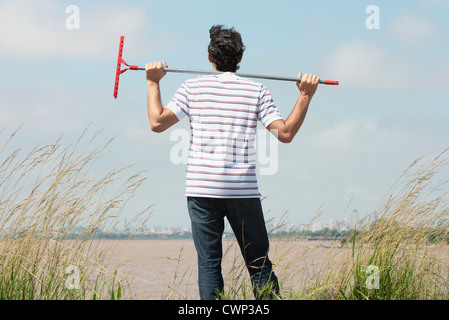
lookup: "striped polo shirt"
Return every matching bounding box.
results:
[166,72,283,198]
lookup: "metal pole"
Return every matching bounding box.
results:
[135,67,339,85]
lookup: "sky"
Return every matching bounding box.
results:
[0,0,448,229]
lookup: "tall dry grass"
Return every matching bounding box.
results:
[333,149,449,300]
[0,126,151,299]
[216,149,449,300]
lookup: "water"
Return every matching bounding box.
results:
[94,239,348,299]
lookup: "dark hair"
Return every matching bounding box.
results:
[208,25,245,72]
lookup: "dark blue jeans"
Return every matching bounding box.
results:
[187,196,280,300]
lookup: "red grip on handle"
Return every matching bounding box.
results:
[324,80,339,85]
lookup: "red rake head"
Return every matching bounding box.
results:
[113,36,125,99]
[114,36,139,99]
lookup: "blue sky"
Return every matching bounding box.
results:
[1,0,448,229]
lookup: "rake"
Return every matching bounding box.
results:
[114,35,339,99]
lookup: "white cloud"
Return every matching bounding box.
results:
[0,80,102,134]
[0,0,147,58]
[321,38,418,90]
[388,15,438,46]
[309,118,378,150]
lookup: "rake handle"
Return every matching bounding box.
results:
[133,66,339,85]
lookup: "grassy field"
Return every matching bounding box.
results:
[1,127,448,300]
[218,149,449,300]
[0,126,151,299]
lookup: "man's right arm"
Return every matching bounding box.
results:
[146,61,180,133]
[267,72,319,143]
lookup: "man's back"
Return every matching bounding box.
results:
[167,72,283,198]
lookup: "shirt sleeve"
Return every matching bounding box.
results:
[166,82,190,120]
[257,84,283,128]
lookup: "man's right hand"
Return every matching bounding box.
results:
[145,61,168,85]
[296,72,319,98]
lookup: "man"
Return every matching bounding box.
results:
[145,25,319,300]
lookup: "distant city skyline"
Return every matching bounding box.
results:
[118,208,369,235]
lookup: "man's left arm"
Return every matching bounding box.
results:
[146,61,179,133]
